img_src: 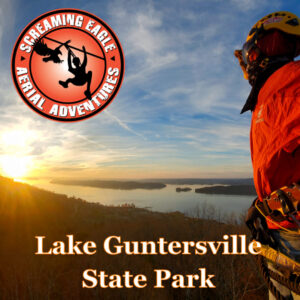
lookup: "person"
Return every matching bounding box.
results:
[34,39,71,64]
[234,11,300,299]
[59,46,93,99]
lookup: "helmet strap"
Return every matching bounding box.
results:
[241,59,290,114]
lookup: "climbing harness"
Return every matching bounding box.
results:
[255,183,300,232]
[245,183,300,299]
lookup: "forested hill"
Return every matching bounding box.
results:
[195,185,257,196]
[0,176,266,300]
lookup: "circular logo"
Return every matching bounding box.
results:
[11,9,125,122]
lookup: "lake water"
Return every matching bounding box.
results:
[26,180,254,219]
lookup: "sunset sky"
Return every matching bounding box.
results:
[0,0,299,179]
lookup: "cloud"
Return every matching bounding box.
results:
[104,110,146,139]
[0,0,16,62]
[1,0,277,179]
[230,0,261,11]
[107,0,178,84]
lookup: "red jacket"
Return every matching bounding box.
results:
[250,61,300,229]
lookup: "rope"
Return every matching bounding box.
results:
[255,255,300,299]
[268,269,300,294]
[67,47,76,58]
[258,244,300,273]
[43,36,105,60]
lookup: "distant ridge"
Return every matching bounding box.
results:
[51,179,166,190]
[141,178,254,185]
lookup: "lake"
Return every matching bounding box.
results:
[26,180,254,219]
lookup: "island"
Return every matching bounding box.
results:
[195,185,257,196]
[51,179,166,190]
[176,187,192,192]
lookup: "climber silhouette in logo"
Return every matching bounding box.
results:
[59,46,93,100]
[34,39,71,63]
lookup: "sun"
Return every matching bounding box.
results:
[1,130,31,148]
[1,155,31,179]
[0,129,36,180]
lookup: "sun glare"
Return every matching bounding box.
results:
[1,130,32,148]
[1,156,31,179]
[0,129,36,179]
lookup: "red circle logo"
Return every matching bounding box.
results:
[11,9,125,122]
